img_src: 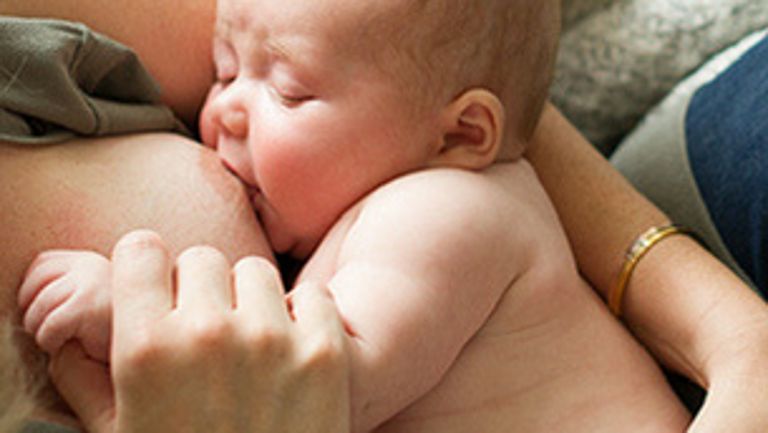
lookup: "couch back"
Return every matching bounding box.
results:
[554,0,768,153]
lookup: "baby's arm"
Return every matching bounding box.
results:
[18,250,112,363]
[314,164,536,433]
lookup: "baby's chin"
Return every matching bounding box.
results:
[274,235,317,261]
[265,226,320,261]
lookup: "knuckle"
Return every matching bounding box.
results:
[23,252,57,280]
[242,326,292,358]
[185,316,236,350]
[114,331,168,373]
[301,334,346,372]
[34,249,69,262]
[28,251,53,269]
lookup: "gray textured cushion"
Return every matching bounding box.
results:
[562,0,617,29]
[553,0,768,154]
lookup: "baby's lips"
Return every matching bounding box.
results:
[246,184,261,200]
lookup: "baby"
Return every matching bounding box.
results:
[19,1,690,432]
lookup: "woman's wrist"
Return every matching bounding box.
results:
[527,102,768,389]
[621,232,768,385]
[609,224,694,317]
[698,299,768,383]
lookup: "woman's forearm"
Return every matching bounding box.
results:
[526,103,768,382]
[525,103,668,299]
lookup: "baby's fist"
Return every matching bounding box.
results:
[18,250,112,362]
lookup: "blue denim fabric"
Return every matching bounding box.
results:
[686,35,768,297]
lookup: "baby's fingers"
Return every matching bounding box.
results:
[22,277,74,338]
[35,300,82,357]
[17,251,72,310]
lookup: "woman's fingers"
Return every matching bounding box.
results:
[291,282,348,341]
[288,282,351,433]
[233,256,290,324]
[175,246,233,313]
[49,341,114,433]
[111,230,174,338]
[102,233,351,433]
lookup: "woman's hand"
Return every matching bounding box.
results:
[48,230,350,433]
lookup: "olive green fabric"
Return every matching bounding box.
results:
[2,18,187,433]
[18,421,79,433]
[0,17,185,145]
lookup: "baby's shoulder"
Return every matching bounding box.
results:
[339,163,559,259]
[362,161,551,225]
[306,162,566,285]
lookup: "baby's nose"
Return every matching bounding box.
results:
[221,109,248,139]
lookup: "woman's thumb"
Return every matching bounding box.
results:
[49,341,115,433]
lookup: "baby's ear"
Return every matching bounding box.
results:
[429,88,504,170]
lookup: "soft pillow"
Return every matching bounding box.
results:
[553,0,768,154]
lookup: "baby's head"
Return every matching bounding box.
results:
[361,0,561,160]
[200,0,561,257]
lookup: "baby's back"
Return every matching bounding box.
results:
[374,163,689,433]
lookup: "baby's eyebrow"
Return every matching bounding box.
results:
[265,39,297,65]
[263,39,320,80]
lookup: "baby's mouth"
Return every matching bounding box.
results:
[246,184,264,213]
[246,183,258,199]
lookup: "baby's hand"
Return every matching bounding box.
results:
[18,250,112,362]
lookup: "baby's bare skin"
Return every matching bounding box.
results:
[375,270,688,433]
[297,162,689,433]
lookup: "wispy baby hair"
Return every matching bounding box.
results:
[360,0,561,152]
